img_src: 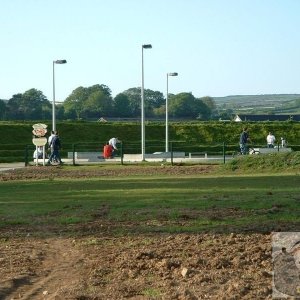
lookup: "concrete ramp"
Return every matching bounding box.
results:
[252,147,292,154]
[123,152,185,162]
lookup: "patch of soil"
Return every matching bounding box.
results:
[0,165,274,299]
[0,233,272,299]
[0,164,217,181]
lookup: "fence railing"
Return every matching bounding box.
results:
[23,141,237,166]
[0,141,297,166]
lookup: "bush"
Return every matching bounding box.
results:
[1,121,300,162]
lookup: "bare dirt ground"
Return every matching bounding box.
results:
[0,164,217,181]
[0,166,273,299]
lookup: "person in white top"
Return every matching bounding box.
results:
[108,137,121,150]
[48,130,57,163]
[281,137,286,148]
[266,132,276,148]
[33,146,44,159]
[48,131,55,149]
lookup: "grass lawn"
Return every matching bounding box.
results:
[1,172,300,234]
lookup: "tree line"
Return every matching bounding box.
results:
[0,84,218,121]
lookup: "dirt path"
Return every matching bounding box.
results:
[1,238,84,300]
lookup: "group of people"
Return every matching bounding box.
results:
[266,133,287,148]
[34,133,120,163]
[103,137,121,159]
[239,127,287,155]
[32,130,63,164]
[45,130,63,165]
[35,128,288,161]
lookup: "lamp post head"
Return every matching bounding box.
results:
[54,59,67,64]
[142,44,152,49]
[168,72,178,76]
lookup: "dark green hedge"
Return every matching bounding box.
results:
[1,121,300,162]
[1,120,300,145]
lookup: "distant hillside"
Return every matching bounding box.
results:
[213,94,300,114]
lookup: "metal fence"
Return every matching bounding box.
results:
[0,141,296,166]
[24,141,233,166]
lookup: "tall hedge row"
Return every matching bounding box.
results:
[0,120,299,146]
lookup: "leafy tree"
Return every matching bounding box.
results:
[83,90,113,118]
[122,87,165,117]
[64,84,113,119]
[200,96,216,111]
[87,84,112,98]
[144,89,165,117]
[169,93,198,118]
[196,96,217,120]
[195,98,212,120]
[0,100,6,120]
[153,105,165,118]
[56,105,65,120]
[23,89,49,119]
[64,87,88,120]
[217,109,234,120]
[113,93,131,117]
[122,88,141,117]
[168,93,213,120]
[6,93,23,119]
[200,96,215,109]
[6,89,50,120]
[145,89,165,108]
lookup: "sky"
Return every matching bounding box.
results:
[1,0,300,102]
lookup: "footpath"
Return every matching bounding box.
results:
[0,162,26,172]
[0,153,233,172]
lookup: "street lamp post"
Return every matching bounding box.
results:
[141,44,152,161]
[52,59,67,132]
[166,72,178,152]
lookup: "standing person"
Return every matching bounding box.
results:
[48,130,55,147]
[239,127,251,155]
[48,130,57,163]
[103,142,113,159]
[266,132,276,148]
[47,131,63,165]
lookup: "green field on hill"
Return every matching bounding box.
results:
[214,94,300,114]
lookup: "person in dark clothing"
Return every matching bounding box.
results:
[239,127,251,155]
[47,131,63,165]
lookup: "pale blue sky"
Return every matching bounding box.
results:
[1,0,300,101]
